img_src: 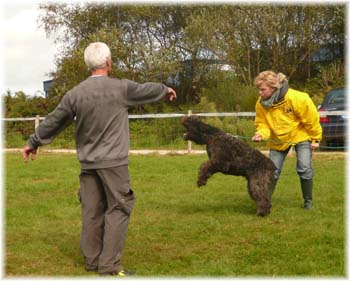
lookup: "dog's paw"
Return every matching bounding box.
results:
[256,209,270,217]
[197,180,206,187]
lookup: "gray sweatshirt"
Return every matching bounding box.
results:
[28,76,169,169]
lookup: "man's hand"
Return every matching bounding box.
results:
[23,146,37,163]
[252,134,263,142]
[168,87,177,101]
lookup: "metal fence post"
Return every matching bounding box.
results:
[187,110,192,154]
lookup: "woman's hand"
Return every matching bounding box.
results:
[252,134,263,142]
[311,142,320,150]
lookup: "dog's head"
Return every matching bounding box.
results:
[182,116,223,145]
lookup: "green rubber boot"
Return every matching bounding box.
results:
[300,178,313,210]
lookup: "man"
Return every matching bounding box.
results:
[23,42,177,276]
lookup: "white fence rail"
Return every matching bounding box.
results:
[3,111,347,152]
[2,110,348,122]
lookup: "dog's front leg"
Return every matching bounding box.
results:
[197,160,219,187]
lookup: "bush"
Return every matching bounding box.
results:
[294,60,345,106]
[201,75,258,112]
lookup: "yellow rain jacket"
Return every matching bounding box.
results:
[254,88,322,151]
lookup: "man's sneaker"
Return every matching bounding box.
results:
[117,269,136,277]
[100,269,136,276]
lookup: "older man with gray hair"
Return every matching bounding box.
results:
[23,42,177,276]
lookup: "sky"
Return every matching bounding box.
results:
[1,1,60,97]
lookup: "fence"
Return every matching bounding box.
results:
[3,111,348,151]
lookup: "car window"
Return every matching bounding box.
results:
[327,90,344,105]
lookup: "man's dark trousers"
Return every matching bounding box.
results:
[78,165,135,274]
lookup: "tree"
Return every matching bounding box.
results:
[38,3,345,110]
[205,5,345,86]
[39,4,187,108]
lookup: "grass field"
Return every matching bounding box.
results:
[5,152,346,277]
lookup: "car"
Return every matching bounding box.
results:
[318,87,346,150]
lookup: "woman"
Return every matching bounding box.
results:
[252,71,322,209]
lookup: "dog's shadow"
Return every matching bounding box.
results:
[178,173,257,216]
[178,193,257,216]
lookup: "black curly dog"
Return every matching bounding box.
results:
[182,116,276,216]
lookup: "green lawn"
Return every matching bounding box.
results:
[5,152,345,277]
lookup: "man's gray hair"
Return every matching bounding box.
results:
[84,42,111,71]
